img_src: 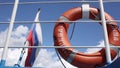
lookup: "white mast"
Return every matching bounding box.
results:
[99,0,112,63]
[0,0,19,65]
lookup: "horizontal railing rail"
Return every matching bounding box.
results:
[0,46,120,48]
[0,1,120,5]
[0,20,120,24]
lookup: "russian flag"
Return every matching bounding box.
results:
[25,9,42,67]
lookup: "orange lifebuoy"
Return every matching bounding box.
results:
[53,7,120,68]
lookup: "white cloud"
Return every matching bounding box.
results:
[85,40,119,54]
[33,49,63,68]
[0,29,7,46]
[0,25,76,68]
[6,49,22,66]
[0,25,28,66]
[33,49,76,68]
[0,25,28,47]
[61,58,77,68]
[12,25,28,38]
[85,40,104,54]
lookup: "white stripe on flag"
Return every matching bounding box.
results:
[33,9,42,66]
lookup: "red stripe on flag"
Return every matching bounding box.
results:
[25,30,34,67]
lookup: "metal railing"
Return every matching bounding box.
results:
[0,20,120,24]
[0,46,120,48]
[0,0,120,5]
[0,0,120,67]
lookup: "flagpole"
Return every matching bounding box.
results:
[0,0,19,66]
[14,41,29,67]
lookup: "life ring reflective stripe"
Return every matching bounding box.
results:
[66,49,78,63]
[53,7,120,68]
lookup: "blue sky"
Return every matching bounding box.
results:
[0,0,120,46]
[0,0,120,67]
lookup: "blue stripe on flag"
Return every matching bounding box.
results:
[29,24,39,65]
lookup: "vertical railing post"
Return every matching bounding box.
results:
[99,0,112,64]
[0,0,19,66]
